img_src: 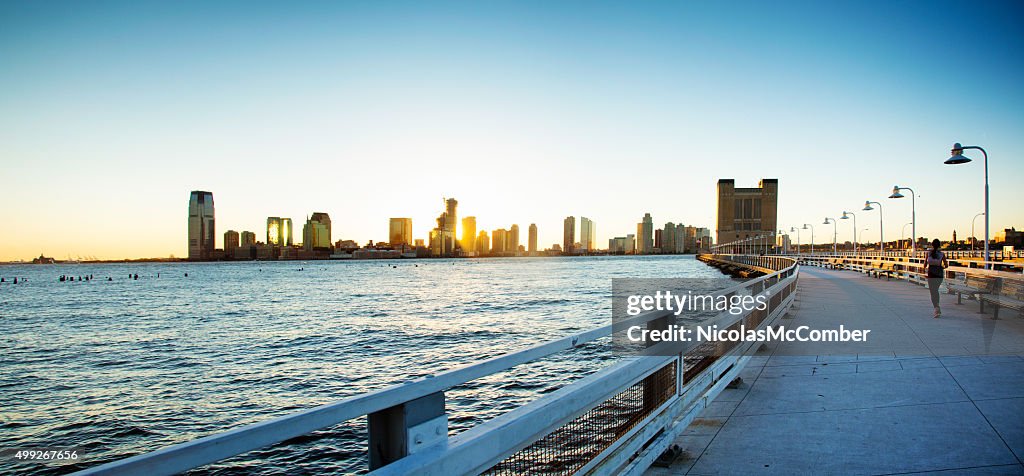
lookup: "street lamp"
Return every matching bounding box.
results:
[947,143,990,267]
[889,185,916,254]
[860,227,870,246]
[863,201,884,253]
[802,223,815,255]
[790,226,801,256]
[971,212,985,252]
[901,222,912,249]
[841,211,857,253]
[823,217,838,254]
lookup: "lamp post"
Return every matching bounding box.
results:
[790,227,801,256]
[841,211,857,253]
[863,201,884,253]
[947,143,990,267]
[860,227,870,246]
[823,217,838,254]
[901,222,912,249]
[971,212,985,253]
[889,185,916,254]
[803,223,815,255]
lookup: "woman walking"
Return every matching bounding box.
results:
[926,238,948,318]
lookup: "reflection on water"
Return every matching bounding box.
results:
[0,255,729,475]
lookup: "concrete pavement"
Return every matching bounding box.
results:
[647,266,1024,475]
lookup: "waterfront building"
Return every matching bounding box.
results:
[310,212,331,243]
[636,213,653,254]
[662,223,676,254]
[240,231,256,246]
[995,228,1024,247]
[654,229,663,251]
[461,217,477,252]
[224,230,239,254]
[476,231,490,254]
[303,214,332,251]
[609,234,637,254]
[266,217,293,246]
[414,238,425,247]
[187,191,215,261]
[580,217,596,252]
[672,224,685,253]
[430,198,458,256]
[697,227,712,251]
[777,233,792,253]
[390,218,413,247]
[528,224,538,253]
[492,228,507,253]
[563,216,575,254]
[509,224,520,253]
[716,178,778,245]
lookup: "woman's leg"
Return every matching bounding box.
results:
[928,278,942,314]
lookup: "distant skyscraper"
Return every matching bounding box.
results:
[477,230,490,254]
[509,224,520,253]
[188,191,214,260]
[267,217,293,246]
[637,213,654,254]
[716,179,778,245]
[528,224,538,253]
[310,212,331,243]
[240,231,256,246]
[462,217,477,252]
[683,225,697,252]
[224,230,239,254]
[563,216,576,254]
[303,214,332,250]
[662,223,675,254]
[267,217,280,245]
[580,217,596,251]
[390,218,413,246]
[492,228,507,253]
[430,198,458,256]
[282,218,293,246]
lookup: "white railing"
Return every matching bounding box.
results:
[794,254,1023,277]
[74,256,798,476]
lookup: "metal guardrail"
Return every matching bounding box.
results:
[74,255,798,476]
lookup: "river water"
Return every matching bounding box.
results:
[0,255,730,475]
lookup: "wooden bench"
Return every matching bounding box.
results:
[981,279,1024,319]
[945,275,996,305]
[845,262,866,273]
[867,262,896,280]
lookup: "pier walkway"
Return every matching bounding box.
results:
[647,266,1024,475]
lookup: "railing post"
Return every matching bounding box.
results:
[644,313,673,404]
[368,391,448,470]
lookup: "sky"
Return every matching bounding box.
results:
[1,0,1023,260]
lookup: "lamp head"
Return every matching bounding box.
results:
[823,218,830,225]
[863,201,874,211]
[802,224,809,230]
[889,186,904,199]
[790,227,796,232]
[841,211,850,219]
[945,142,971,165]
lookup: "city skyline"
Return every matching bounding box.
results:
[2,1,1023,260]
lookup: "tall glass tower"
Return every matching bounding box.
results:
[188,191,215,260]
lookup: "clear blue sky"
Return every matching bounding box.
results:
[2,0,1022,259]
